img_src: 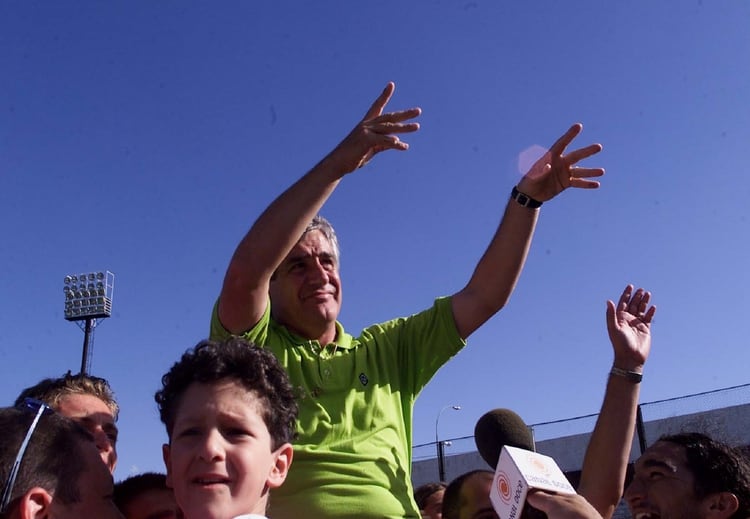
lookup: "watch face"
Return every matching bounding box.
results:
[512,187,541,208]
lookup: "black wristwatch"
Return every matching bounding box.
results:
[511,186,543,209]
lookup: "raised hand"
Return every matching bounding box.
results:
[606,285,656,371]
[329,82,421,174]
[516,123,604,202]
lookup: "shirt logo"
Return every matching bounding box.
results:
[358,372,369,386]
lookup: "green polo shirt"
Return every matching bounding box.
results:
[210,296,465,519]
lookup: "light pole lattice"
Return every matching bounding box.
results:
[63,271,114,374]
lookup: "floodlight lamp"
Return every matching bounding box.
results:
[63,270,115,321]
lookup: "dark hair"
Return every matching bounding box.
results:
[155,337,298,449]
[660,432,750,518]
[15,371,119,419]
[414,481,446,509]
[0,407,90,514]
[442,470,493,519]
[114,472,169,514]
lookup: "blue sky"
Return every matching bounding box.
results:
[2,1,749,480]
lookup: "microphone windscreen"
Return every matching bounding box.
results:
[474,408,535,468]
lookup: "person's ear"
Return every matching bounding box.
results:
[267,442,294,489]
[18,486,53,519]
[162,443,174,488]
[704,491,739,518]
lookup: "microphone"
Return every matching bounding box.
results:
[474,409,575,519]
[474,408,536,467]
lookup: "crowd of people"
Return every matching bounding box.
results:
[3,83,750,519]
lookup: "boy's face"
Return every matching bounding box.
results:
[162,380,292,519]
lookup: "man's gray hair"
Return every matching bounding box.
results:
[304,215,340,264]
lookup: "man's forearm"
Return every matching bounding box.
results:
[451,197,539,339]
[578,374,640,519]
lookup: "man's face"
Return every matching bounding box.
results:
[120,487,183,519]
[457,472,498,519]
[49,438,124,519]
[625,440,713,519]
[162,380,291,519]
[269,230,342,340]
[56,393,118,473]
[422,488,445,519]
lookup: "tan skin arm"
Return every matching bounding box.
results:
[451,124,604,339]
[577,285,656,519]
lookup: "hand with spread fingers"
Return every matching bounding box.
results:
[329,82,422,174]
[606,284,656,373]
[516,123,604,203]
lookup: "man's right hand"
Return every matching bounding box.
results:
[328,82,421,174]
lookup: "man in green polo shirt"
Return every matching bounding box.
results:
[209,82,604,518]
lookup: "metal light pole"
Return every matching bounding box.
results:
[63,271,115,374]
[435,404,461,482]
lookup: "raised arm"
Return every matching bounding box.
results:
[577,285,656,519]
[217,82,421,333]
[450,123,604,339]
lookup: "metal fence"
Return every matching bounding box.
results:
[414,381,750,461]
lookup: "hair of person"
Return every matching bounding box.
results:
[442,469,493,519]
[113,472,168,513]
[305,214,340,264]
[155,337,298,449]
[414,481,447,510]
[0,407,90,514]
[14,371,119,420]
[659,432,750,518]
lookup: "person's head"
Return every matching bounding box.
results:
[415,482,447,519]
[114,472,182,519]
[625,432,750,519]
[0,403,123,519]
[155,338,298,519]
[15,372,119,473]
[442,470,497,519]
[269,215,342,340]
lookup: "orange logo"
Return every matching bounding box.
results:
[526,452,552,478]
[497,471,512,504]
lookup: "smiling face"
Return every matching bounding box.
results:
[162,380,292,519]
[269,230,342,343]
[625,440,732,519]
[56,393,119,473]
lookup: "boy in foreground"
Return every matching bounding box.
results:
[155,337,298,519]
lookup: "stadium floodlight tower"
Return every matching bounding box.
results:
[63,271,115,375]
